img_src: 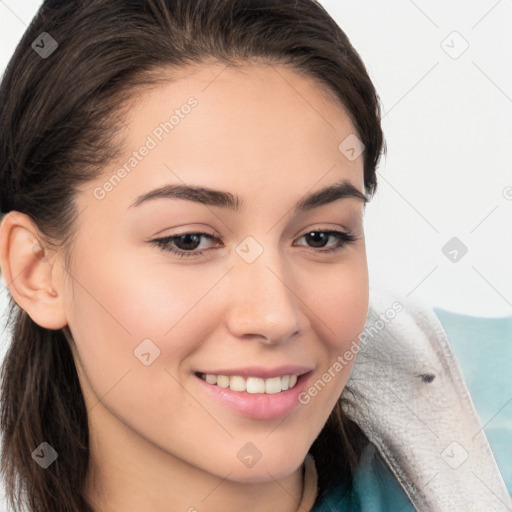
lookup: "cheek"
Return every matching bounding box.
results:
[64,249,221,442]
[70,243,220,340]
[288,255,368,423]
[297,264,368,414]
[297,253,369,353]
[64,245,229,396]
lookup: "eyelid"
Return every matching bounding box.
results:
[151,225,218,239]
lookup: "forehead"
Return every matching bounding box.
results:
[78,61,364,220]
[127,60,350,118]
[122,60,358,153]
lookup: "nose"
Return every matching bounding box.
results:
[225,247,309,345]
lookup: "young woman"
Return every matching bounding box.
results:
[0,1,508,511]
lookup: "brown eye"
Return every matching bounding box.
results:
[295,230,357,253]
[173,234,202,251]
[151,232,218,258]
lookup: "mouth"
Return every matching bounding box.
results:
[195,372,301,394]
[193,369,313,420]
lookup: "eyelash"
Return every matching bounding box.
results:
[150,229,358,258]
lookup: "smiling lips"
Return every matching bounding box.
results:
[194,366,313,419]
[198,372,298,394]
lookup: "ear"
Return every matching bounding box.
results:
[0,211,68,330]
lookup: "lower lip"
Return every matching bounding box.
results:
[194,372,312,420]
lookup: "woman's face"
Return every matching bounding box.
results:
[61,62,369,484]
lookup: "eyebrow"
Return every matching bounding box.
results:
[128,178,368,213]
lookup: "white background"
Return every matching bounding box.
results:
[0,0,511,322]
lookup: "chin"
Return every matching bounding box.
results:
[223,449,308,484]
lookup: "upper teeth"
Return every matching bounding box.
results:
[200,373,298,394]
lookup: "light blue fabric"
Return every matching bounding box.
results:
[432,308,512,495]
[311,309,512,511]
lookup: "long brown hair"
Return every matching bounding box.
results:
[0,1,385,510]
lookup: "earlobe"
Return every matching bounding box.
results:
[0,211,68,330]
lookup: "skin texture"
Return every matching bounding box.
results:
[0,62,369,512]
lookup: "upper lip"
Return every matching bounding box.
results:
[195,365,313,379]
